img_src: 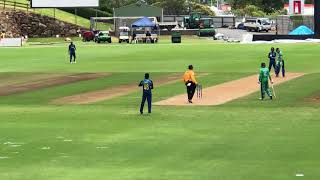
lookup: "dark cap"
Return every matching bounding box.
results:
[145,73,149,79]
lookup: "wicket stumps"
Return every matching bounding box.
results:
[196,84,202,99]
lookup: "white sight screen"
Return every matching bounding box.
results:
[31,0,99,8]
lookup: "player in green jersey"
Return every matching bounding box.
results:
[259,62,273,100]
[275,48,285,77]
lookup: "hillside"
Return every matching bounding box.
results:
[3,0,110,29]
[0,10,85,38]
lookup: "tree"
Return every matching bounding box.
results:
[98,0,217,16]
[226,0,287,14]
[152,0,188,15]
[260,0,286,14]
[232,5,266,16]
[190,2,216,16]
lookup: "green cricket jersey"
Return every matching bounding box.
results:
[278,51,283,60]
[259,67,270,83]
[277,51,283,66]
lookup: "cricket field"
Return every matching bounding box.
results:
[0,38,320,180]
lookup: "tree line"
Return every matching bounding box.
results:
[99,0,215,16]
[99,0,315,17]
[226,0,313,16]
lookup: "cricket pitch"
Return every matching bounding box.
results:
[155,73,305,106]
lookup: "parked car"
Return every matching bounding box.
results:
[236,22,245,30]
[95,31,112,43]
[82,31,95,42]
[244,18,271,32]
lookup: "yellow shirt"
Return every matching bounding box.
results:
[183,70,197,84]
[0,33,5,38]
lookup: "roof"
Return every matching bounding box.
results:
[114,3,162,17]
[131,17,156,28]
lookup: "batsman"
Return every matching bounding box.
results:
[258,62,273,100]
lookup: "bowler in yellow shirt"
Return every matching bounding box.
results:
[183,65,198,103]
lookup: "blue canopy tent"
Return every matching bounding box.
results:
[131,17,160,43]
[289,25,314,35]
[131,17,157,28]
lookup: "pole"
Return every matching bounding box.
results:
[276,17,278,35]
[113,8,116,33]
[53,8,56,20]
[315,0,320,38]
[75,8,77,25]
[161,9,164,22]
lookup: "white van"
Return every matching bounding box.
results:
[244,18,271,32]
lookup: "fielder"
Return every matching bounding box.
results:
[183,65,198,103]
[68,42,76,64]
[138,73,154,114]
[268,47,277,73]
[259,62,273,100]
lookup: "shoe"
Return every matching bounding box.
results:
[140,111,143,115]
[188,100,193,103]
[270,96,273,100]
[74,61,77,64]
[259,97,264,100]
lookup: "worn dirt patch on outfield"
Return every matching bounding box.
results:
[155,73,305,106]
[305,95,320,104]
[0,73,110,96]
[52,73,205,105]
[0,73,67,88]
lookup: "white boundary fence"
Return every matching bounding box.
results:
[0,38,22,47]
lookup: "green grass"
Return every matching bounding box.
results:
[0,39,320,180]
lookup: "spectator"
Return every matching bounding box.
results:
[146,31,151,43]
[0,31,5,39]
[131,32,137,44]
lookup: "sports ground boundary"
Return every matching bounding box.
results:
[155,73,305,106]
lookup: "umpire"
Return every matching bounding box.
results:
[68,42,76,63]
[139,73,154,114]
[183,65,198,103]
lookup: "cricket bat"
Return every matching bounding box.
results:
[271,83,276,98]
